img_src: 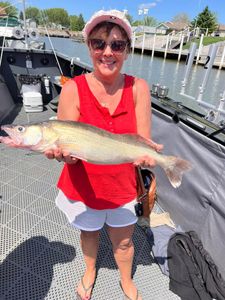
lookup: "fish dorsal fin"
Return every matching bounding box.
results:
[124,133,158,149]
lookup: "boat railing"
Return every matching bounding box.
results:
[180,42,225,124]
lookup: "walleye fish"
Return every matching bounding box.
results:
[0,120,192,188]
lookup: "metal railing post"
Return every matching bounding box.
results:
[178,35,184,62]
[141,32,146,54]
[151,33,156,58]
[197,43,218,103]
[196,33,204,64]
[219,44,225,70]
[180,42,197,94]
[132,31,136,52]
[164,34,169,59]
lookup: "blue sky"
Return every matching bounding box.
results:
[18,0,225,24]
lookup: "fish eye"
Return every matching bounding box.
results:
[16,126,25,132]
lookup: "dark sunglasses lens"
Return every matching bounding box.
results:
[90,39,106,50]
[111,41,127,52]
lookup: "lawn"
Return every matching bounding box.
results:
[183,36,225,49]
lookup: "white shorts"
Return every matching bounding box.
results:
[56,190,138,231]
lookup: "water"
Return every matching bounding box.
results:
[42,36,225,112]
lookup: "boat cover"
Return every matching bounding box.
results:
[152,108,225,279]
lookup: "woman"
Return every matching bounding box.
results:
[45,10,162,300]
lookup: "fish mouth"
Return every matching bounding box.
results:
[1,125,22,145]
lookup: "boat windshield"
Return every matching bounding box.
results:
[0,16,20,27]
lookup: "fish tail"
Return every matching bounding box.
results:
[162,156,192,188]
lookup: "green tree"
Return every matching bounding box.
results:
[143,16,158,26]
[76,14,85,31]
[70,15,79,31]
[24,7,41,25]
[132,16,158,27]
[70,14,85,31]
[43,8,70,27]
[125,13,133,25]
[132,20,142,26]
[191,6,217,34]
[0,1,18,16]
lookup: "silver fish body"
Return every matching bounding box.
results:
[0,120,192,188]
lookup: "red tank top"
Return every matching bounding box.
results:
[57,74,137,209]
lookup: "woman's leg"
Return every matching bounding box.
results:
[108,225,142,300]
[77,230,100,299]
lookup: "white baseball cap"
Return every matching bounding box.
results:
[83,9,132,41]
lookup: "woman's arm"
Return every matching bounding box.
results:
[133,77,163,167]
[134,77,151,139]
[57,79,80,121]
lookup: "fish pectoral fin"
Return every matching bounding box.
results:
[56,143,88,162]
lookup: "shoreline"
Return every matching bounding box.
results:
[38,28,225,69]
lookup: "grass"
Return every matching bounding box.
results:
[183,36,225,49]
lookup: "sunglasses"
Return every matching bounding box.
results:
[89,39,127,53]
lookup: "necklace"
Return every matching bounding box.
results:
[91,72,124,108]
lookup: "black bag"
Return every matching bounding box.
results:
[168,231,225,300]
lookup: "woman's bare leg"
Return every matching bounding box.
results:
[76,230,99,299]
[108,225,142,300]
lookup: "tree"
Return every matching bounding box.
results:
[0,1,18,16]
[132,20,142,26]
[70,14,85,31]
[172,13,190,24]
[19,7,41,25]
[143,16,158,26]
[132,16,158,27]
[191,6,218,34]
[43,8,70,27]
[70,15,78,31]
[76,14,85,31]
[125,13,133,25]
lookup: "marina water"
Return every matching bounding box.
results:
[43,36,225,113]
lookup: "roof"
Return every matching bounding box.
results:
[218,24,225,31]
[158,21,189,31]
[0,7,7,16]
[132,25,157,33]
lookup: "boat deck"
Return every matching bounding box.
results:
[0,105,180,299]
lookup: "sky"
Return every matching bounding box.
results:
[14,0,225,24]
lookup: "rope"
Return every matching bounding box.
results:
[0,16,9,68]
[40,10,64,76]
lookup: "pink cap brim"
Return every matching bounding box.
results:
[83,10,132,41]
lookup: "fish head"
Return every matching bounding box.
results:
[1,124,43,148]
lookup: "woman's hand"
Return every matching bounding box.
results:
[44,148,79,164]
[134,142,163,168]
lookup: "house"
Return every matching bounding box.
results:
[156,21,189,35]
[132,25,157,34]
[131,21,189,36]
[214,24,225,37]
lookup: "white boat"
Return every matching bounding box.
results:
[0,15,24,39]
[0,14,44,49]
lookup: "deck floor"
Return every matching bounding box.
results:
[0,105,180,299]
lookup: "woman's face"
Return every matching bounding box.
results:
[88,26,128,79]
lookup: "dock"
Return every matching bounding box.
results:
[132,35,225,69]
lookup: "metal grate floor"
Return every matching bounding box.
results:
[0,105,180,299]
